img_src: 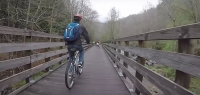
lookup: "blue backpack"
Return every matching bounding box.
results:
[64,22,80,42]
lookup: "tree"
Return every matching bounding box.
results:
[157,0,180,27]
[106,7,119,40]
[175,0,200,23]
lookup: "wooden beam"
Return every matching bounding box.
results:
[45,38,51,72]
[59,39,63,65]
[175,39,191,89]
[135,41,145,95]
[0,49,67,72]
[31,49,67,62]
[0,26,62,39]
[0,42,65,53]
[123,41,129,79]
[24,36,32,83]
[0,56,30,72]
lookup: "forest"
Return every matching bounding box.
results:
[0,0,98,40]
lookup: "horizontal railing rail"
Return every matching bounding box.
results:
[112,22,200,42]
[0,26,62,39]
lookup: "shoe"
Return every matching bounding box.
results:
[78,62,83,67]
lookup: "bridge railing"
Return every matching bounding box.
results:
[0,26,92,95]
[103,22,200,95]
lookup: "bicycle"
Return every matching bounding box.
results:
[65,48,83,89]
[96,43,100,48]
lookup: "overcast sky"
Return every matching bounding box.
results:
[89,0,159,22]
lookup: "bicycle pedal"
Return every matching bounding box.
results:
[78,65,82,68]
[72,74,76,78]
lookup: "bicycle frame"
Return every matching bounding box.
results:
[69,51,80,75]
[65,50,82,89]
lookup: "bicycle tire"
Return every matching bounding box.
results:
[74,51,83,76]
[65,62,74,89]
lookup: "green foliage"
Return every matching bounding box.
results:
[100,7,120,42]
[147,65,176,80]
[100,30,112,42]
[32,71,46,80]
[151,40,177,52]
[162,40,177,52]
[190,77,200,95]
[130,41,138,47]
[194,46,200,56]
[152,41,165,50]
[12,80,26,90]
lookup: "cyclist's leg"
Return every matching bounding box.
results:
[67,46,75,61]
[75,45,84,65]
[68,50,75,61]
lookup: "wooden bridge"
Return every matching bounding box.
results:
[0,23,200,95]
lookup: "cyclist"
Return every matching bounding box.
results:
[96,41,100,47]
[65,14,90,67]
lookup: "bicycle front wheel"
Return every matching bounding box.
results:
[65,62,75,89]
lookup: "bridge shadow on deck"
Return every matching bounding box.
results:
[18,46,130,95]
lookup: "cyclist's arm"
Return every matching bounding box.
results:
[81,26,90,44]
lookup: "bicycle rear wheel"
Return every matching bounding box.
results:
[75,51,83,75]
[65,62,75,89]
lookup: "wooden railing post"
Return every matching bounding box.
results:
[135,40,145,95]
[117,41,121,55]
[24,36,32,83]
[117,41,122,76]
[112,42,116,64]
[110,41,116,67]
[59,39,63,64]
[175,39,191,89]
[123,41,129,78]
[113,42,117,56]
[45,38,51,72]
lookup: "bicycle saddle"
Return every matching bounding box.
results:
[69,48,77,52]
